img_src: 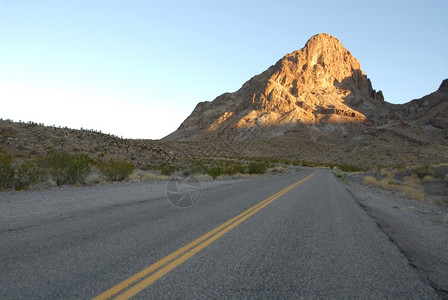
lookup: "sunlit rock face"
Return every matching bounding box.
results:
[164,34,439,141]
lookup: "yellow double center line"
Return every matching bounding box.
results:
[93,171,316,300]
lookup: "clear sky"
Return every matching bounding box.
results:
[1,0,447,139]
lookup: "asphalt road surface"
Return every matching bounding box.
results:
[1,169,440,299]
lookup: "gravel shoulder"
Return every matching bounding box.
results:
[342,175,448,298]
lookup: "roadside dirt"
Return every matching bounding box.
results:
[343,177,448,298]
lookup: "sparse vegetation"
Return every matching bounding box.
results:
[41,151,92,186]
[207,166,223,180]
[401,185,425,201]
[15,160,43,190]
[361,165,448,204]
[0,153,15,190]
[158,163,177,176]
[248,162,268,175]
[99,158,135,182]
[142,172,170,182]
[337,164,361,172]
[2,119,445,193]
[85,173,106,185]
[363,176,377,185]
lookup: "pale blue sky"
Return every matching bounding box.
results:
[1,0,447,139]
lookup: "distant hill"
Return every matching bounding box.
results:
[0,120,180,169]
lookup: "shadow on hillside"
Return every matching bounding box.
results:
[333,69,386,120]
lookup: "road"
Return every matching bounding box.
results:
[0,169,439,299]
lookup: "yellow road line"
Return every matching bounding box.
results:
[93,171,316,300]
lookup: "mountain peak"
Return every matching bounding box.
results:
[165,34,385,140]
[438,79,448,92]
[305,33,344,48]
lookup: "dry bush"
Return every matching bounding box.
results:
[401,185,425,201]
[214,175,236,181]
[413,165,434,179]
[269,166,286,174]
[426,196,446,205]
[142,173,169,182]
[379,178,399,191]
[85,173,106,185]
[403,175,421,186]
[380,169,394,179]
[191,174,213,182]
[128,173,142,182]
[364,176,377,185]
[422,175,435,182]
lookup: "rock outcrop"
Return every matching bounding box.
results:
[394,79,448,139]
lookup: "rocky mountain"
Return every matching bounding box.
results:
[165,33,446,142]
[163,33,447,167]
[166,33,388,140]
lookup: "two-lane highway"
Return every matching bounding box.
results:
[0,169,439,298]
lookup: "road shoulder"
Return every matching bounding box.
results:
[343,178,448,298]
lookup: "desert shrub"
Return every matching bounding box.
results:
[379,178,399,191]
[128,173,142,182]
[248,162,268,174]
[42,152,92,186]
[190,161,207,175]
[401,186,425,201]
[335,173,348,181]
[426,196,447,206]
[337,164,361,172]
[393,164,406,170]
[403,175,421,186]
[364,176,377,185]
[85,173,105,185]
[159,163,176,176]
[208,166,223,180]
[224,162,245,175]
[0,154,15,189]
[380,169,394,179]
[422,175,435,182]
[66,154,91,185]
[291,160,302,166]
[302,161,314,167]
[191,173,213,182]
[271,166,286,174]
[142,172,169,182]
[99,158,135,181]
[14,160,43,190]
[414,165,432,179]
